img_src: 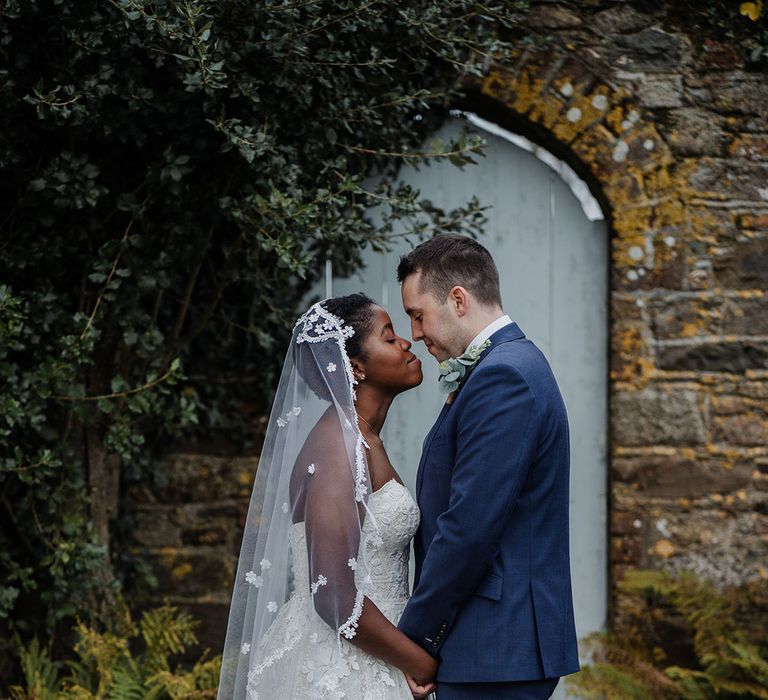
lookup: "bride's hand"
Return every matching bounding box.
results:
[406,651,437,697]
[405,674,436,698]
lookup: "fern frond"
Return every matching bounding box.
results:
[147,652,220,700]
[10,636,62,700]
[140,604,198,662]
[55,683,98,700]
[567,663,668,700]
[187,654,222,692]
[108,658,147,700]
[73,622,131,696]
[147,670,195,699]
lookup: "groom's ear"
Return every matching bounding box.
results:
[449,286,470,317]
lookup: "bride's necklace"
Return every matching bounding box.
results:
[356,413,384,445]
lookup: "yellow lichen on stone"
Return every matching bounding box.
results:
[651,539,676,558]
[172,563,193,579]
[611,204,654,237]
[603,172,645,204]
[528,93,566,130]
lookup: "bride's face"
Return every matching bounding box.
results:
[355,306,423,393]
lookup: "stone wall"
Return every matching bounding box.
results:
[127,1,768,639]
[475,1,767,599]
[126,453,257,653]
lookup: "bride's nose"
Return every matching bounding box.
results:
[399,337,412,351]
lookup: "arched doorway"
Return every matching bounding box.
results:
[332,116,608,690]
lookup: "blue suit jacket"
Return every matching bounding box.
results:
[398,322,580,683]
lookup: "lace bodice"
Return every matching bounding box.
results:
[246,480,420,699]
[289,479,420,616]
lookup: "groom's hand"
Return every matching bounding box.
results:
[406,674,436,698]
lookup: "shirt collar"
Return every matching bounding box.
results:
[465,314,513,353]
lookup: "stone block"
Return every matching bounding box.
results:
[641,251,687,291]
[612,455,752,497]
[637,74,683,108]
[729,134,768,161]
[611,509,644,535]
[710,395,750,415]
[131,506,183,548]
[738,212,768,230]
[667,108,729,156]
[181,525,229,546]
[612,388,705,445]
[611,535,642,564]
[713,238,768,289]
[713,413,768,446]
[607,29,685,72]
[687,204,740,243]
[592,5,650,35]
[701,39,746,71]
[527,3,582,29]
[686,159,768,201]
[662,508,768,587]
[709,75,768,116]
[147,548,235,598]
[130,453,258,504]
[611,294,645,323]
[649,296,724,340]
[657,341,768,372]
[721,298,768,335]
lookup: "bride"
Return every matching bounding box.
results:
[218,294,437,699]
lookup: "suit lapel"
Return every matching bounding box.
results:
[415,322,527,501]
[416,400,452,500]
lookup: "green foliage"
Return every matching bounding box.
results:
[0,0,529,660]
[568,570,768,700]
[9,603,219,700]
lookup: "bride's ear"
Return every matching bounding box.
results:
[351,360,366,382]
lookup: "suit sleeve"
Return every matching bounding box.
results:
[398,360,540,655]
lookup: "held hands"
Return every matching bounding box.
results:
[406,674,436,698]
[406,652,438,698]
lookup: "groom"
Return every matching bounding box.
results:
[396,235,580,699]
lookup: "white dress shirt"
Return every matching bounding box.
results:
[465,314,513,354]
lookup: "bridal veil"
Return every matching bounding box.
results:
[217,301,380,699]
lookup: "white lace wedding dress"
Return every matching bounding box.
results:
[246,479,421,699]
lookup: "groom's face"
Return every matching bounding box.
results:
[401,272,462,362]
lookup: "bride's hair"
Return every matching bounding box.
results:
[295,293,376,401]
[322,293,377,360]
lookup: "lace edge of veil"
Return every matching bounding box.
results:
[293,301,380,643]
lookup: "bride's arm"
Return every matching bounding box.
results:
[352,598,438,684]
[302,429,437,686]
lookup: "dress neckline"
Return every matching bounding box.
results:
[370,478,403,497]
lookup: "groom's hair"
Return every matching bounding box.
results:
[397,234,502,308]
